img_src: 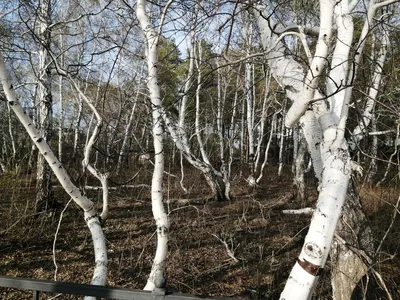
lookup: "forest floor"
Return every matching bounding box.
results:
[0,165,399,299]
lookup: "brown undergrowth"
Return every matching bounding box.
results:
[0,167,399,299]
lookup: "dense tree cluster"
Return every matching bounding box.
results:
[0,0,399,299]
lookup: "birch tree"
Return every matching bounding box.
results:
[0,52,108,298]
[251,0,397,298]
[137,0,170,290]
[243,18,256,184]
[33,0,56,212]
[349,29,389,152]
[140,1,232,202]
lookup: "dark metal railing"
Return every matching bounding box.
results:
[0,275,235,300]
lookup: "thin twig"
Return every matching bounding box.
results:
[53,199,72,281]
[372,269,393,300]
[376,194,400,254]
[134,230,157,270]
[211,233,239,263]
[282,207,314,215]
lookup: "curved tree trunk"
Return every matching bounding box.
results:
[0,52,108,296]
[251,0,389,297]
[137,0,169,290]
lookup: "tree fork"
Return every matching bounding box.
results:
[0,52,108,295]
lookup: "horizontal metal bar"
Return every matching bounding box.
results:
[0,276,234,300]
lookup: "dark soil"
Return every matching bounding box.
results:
[0,166,399,299]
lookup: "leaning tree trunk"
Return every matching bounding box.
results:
[0,52,108,295]
[6,101,17,169]
[158,31,230,201]
[252,0,383,298]
[164,112,230,201]
[329,2,393,298]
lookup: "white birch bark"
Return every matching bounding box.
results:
[349,31,389,150]
[35,0,54,212]
[58,34,64,163]
[253,0,373,298]
[292,124,299,175]
[175,17,196,195]
[240,97,245,168]
[337,0,397,145]
[159,55,229,200]
[164,109,228,201]
[0,52,107,293]
[254,73,273,184]
[278,106,286,177]
[82,107,109,223]
[271,1,393,298]
[279,1,359,297]
[228,65,242,179]
[294,137,308,201]
[327,0,353,122]
[116,96,138,173]
[330,183,375,300]
[54,72,111,223]
[253,2,326,182]
[72,53,97,159]
[138,1,230,201]
[366,111,377,183]
[216,57,231,200]
[281,134,351,300]
[72,96,83,158]
[284,0,334,128]
[137,0,169,290]
[179,152,188,194]
[328,3,394,298]
[7,102,16,165]
[179,12,196,132]
[299,111,323,182]
[256,110,279,184]
[194,42,211,166]
[58,73,63,162]
[244,18,255,183]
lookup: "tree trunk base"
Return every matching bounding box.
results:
[331,241,369,300]
[204,170,230,202]
[331,180,375,300]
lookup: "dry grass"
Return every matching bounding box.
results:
[0,167,399,299]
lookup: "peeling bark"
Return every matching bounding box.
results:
[331,183,374,300]
[294,137,308,201]
[252,0,383,298]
